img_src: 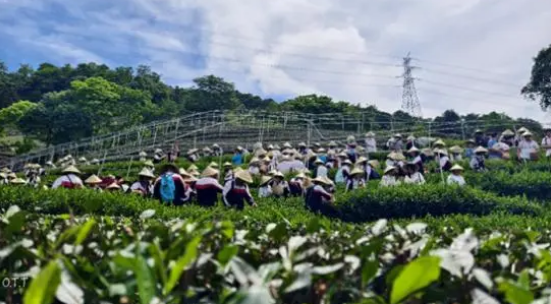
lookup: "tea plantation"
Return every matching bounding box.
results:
[3,156,551,303]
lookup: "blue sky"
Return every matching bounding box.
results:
[1,0,550,121]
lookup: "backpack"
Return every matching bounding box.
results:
[160,173,176,204]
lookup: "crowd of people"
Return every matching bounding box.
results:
[1,126,549,214]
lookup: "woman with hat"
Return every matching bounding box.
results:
[130,168,155,197]
[222,162,234,183]
[407,146,424,173]
[270,171,290,198]
[304,176,337,217]
[10,177,28,186]
[289,172,306,197]
[335,159,352,184]
[144,160,155,174]
[314,158,328,178]
[518,131,539,162]
[260,156,271,175]
[464,139,476,159]
[541,127,551,158]
[356,156,371,182]
[212,143,224,157]
[182,175,198,203]
[52,165,83,189]
[153,148,165,164]
[85,174,104,192]
[258,175,273,198]
[186,148,200,163]
[474,129,486,147]
[232,147,245,166]
[248,157,261,176]
[449,146,464,162]
[345,136,358,164]
[447,165,466,186]
[435,149,452,172]
[406,135,416,151]
[404,162,425,185]
[470,147,488,172]
[153,163,188,206]
[500,129,516,147]
[195,167,224,207]
[364,132,377,154]
[380,166,400,187]
[106,182,122,192]
[26,168,41,188]
[222,170,257,210]
[345,167,365,192]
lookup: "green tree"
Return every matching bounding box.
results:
[186,75,240,112]
[0,100,38,133]
[522,44,551,109]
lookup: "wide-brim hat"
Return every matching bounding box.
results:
[144,160,154,167]
[338,152,348,158]
[139,151,147,157]
[433,139,446,147]
[387,152,397,159]
[394,153,406,161]
[263,156,271,163]
[106,182,121,190]
[1,167,11,173]
[273,171,285,178]
[201,167,219,178]
[62,165,81,175]
[317,148,326,153]
[433,148,448,156]
[10,177,27,185]
[368,160,379,168]
[209,161,219,168]
[343,159,353,166]
[154,148,163,154]
[283,142,292,149]
[314,158,324,165]
[91,159,100,164]
[212,143,220,148]
[235,170,253,184]
[465,139,475,144]
[449,146,463,154]
[7,172,17,179]
[236,146,244,151]
[518,127,528,133]
[78,157,87,162]
[183,176,198,183]
[384,166,396,174]
[187,148,199,155]
[350,167,364,176]
[407,135,416,141]
[273,144,281,150]
[422,148,434,157]
[356,156,368,165]
[223,162,233,168]
[138,168,155,179]
[295,172,306,179]
[85,174,103,184]
[249,157,260,165]
[328,140,338,147]
[312,176,330,186]
[474,129,483,134]
[365,132,375,137]
[474,146,488,154]
[394,133,402,138]
[0,172,6,178]
[450,164,464,172]
[407,147,420,154]
[188,164,198,171]
[202,147,212,153]
[522,131,533,137]
[260,175,272,186]
[234,167,244,173]
[189,170,200,177]
[298,142,307,147]
[502,129,515,136]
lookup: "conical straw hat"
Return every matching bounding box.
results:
[209,161,219,168]
[85,174,102,184]
[62,165,81,174]
[106,182,121,190]
[350,167,364,176]
[10,177,27,185]
[138,168,155,178]
[201,167,219,178]
[188,164,198,171]
[235,170,253,184]
[384,166,396,174]
[260,175,272,186]
[450,164,464,171]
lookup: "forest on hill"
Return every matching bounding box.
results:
[0,44,550,151]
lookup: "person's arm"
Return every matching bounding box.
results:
[245,186,256,207]
[222,181,232,207]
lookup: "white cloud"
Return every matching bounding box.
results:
[1,0,551,122]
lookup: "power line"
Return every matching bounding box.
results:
[416,66,522,87]
[417,88,526,108]
[412,57,514,76]
[416,78,522,99]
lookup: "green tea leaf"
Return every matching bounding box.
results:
[163,236,202,295]
[217,245,238,266]
[362,260,379,287]
[390,256,441,304]
[74,219,95,246]
[499,281,534,304]
[24,261,62,304]
[135,256,156,304]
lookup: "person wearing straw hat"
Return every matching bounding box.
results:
[391,134,404,152]
[195,167,224,207]
[356,156,371,182]
[518,131,539,162]
[6,172,17,183]
[52,165,83,189]
[248,157,261,176]
[464,139,476,159]
[232,146,245,166]
[222,162,235,183]
[143,160,155,174]
[335,159,352,184]
[130,168,155,197]
[500,129,516,147]
[85,174,103,192]
[447,165,466,186]
[345,167,365,192]
[541,127,551,158]
[364,132,377,154]
[404,162,425,185]
[326,141,338,167]
[434,149,452,172]
[470,146,488,172]
[407,146,424,173]
[385,152,397,168]
[380,166,400,187]
[345,135,358,164]
[222,170,257,210]
[202,146,213,158]
[270,171,290,198]
[304,176,336,217]
[106,182,121,192]
[153,148,166,164]
[260,156,271,175]
[212,143,224,157]
[289,172,306,197]
[406,135,416,151]
[258,175,273,198]
[153,163,188,206]
[314,158,328,178]
[186,148,199,163]
[26,168,41,188]
[449,146,464,162]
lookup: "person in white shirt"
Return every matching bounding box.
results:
[404,162,425,185]
[52,165,83,189]
[447,165,466,186]
[518,132,539,161]
[435,149,452,172]
[345,167,365,192]
[541,128,551,158]
[314,158,328,178]
[492,141,511,160]
[258,176,273,198]
[380,166,400,187]
[470,147,488,172]
[365,132,377,154]
[248,158,261,175]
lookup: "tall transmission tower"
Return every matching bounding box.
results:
[401,53,423,117]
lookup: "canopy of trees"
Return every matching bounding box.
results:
[522,44,551,110]
[0,60,544,146]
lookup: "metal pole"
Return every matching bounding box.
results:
[97,150,108,176]
[125,157,134,179]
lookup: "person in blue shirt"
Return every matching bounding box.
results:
[232,147,244,166]
[465,139,475,159]
[487,133,501,159]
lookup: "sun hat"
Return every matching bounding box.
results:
[314,158,324,165]
[449,146,463,154]
[384,166,396,174]
[433,139,446,147]
[260,175,272,186]
[273,171,285,178]
[365,132,375,137]
[209,161,219,168]
[144,160,154,167]
[188,164,198,171]
[312,176,330,186]
[356,156,368,164]
[343,159,353,166]
[85,174,103,184]
[350,167,364,176]
[295,172,306,179]
[138,168,155,178]
[235,170,253,184]
[62,165,81,175]
[450,164,464,172]
[201,167,219,178]
[223,162,233,168]
[407,146,420,154]
[502,129,515,136]
[10,177,27,185]
[106,182,121,190]
[474,146,488,154]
